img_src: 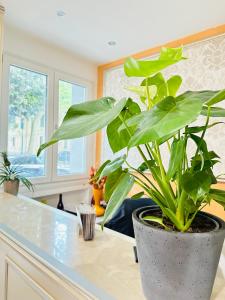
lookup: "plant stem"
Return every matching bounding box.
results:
[155,142,176,206]
[134,179,164,209]
[145,78,152,109]
[176,190,187,225]
[193,106,211,162]
[145,144,153,160]
[166,140,171,153]
[119,102,176,212]
[155,142,166,179]
[125,160,160,193]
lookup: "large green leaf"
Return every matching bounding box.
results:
[37,97,127,155]
[167,138,185,180]
[201,106,225,117]
[118,111,148,133]
[180,171,212,202]
[124,47,185,77]
[107,98,141,153]
[102,172,134,226]
[128,96,202,147]
[99,155,126,179]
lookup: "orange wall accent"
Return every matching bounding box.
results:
[95,67,104,167]
[99,23,225,71]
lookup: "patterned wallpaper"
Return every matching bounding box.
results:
[102,34,225,180]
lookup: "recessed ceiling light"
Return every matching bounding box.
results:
[57,10,66,17]
[108,41,117,46]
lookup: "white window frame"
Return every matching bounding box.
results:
[1,54,54,184]
[0,53,95,192]
[52,71,94,182]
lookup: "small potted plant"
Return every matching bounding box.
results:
[89,165,107,216]
[0,152,33,195]
[38,47,225,300]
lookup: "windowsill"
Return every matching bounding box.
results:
[0,178,90,199]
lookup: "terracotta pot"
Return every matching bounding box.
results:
[133,206,225,300]
[3,180,19,195]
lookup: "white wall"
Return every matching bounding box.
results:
[4,25,97,84]
[38,188,91,212]
[2,25,97,209]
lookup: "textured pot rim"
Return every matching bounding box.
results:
[133,205,225,236]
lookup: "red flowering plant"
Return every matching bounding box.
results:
[89,166,107,190]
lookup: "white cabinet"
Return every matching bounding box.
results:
[0,233,95,300]
[6,258,53,300]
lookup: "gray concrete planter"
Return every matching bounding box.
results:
[133,206,225,300]
[3,180,19,195]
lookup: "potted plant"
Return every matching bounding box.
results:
[89,165,107,216]
[38,47,225,300]
[0,152,33,195]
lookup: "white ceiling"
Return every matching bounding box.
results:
[1,0,225,64]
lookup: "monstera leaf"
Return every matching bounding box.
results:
[107,98,141,153]
[124,47,185,77]
[37,97,127,155]
[128,96,203,147]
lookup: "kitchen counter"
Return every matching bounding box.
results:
[0,192,224,299]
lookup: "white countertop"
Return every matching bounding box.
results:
[0,192,224,300]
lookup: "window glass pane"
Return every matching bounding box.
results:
[8,65,47,178]
[57,80,86,176]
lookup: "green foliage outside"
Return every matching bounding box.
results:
[9,67,73,154]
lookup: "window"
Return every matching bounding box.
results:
[57,80,86,176]
[8,65,47,178]
[0,54,93,190]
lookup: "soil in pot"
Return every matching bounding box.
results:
[139,208,218,233]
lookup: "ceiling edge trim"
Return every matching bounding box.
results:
[98,23,225,72]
